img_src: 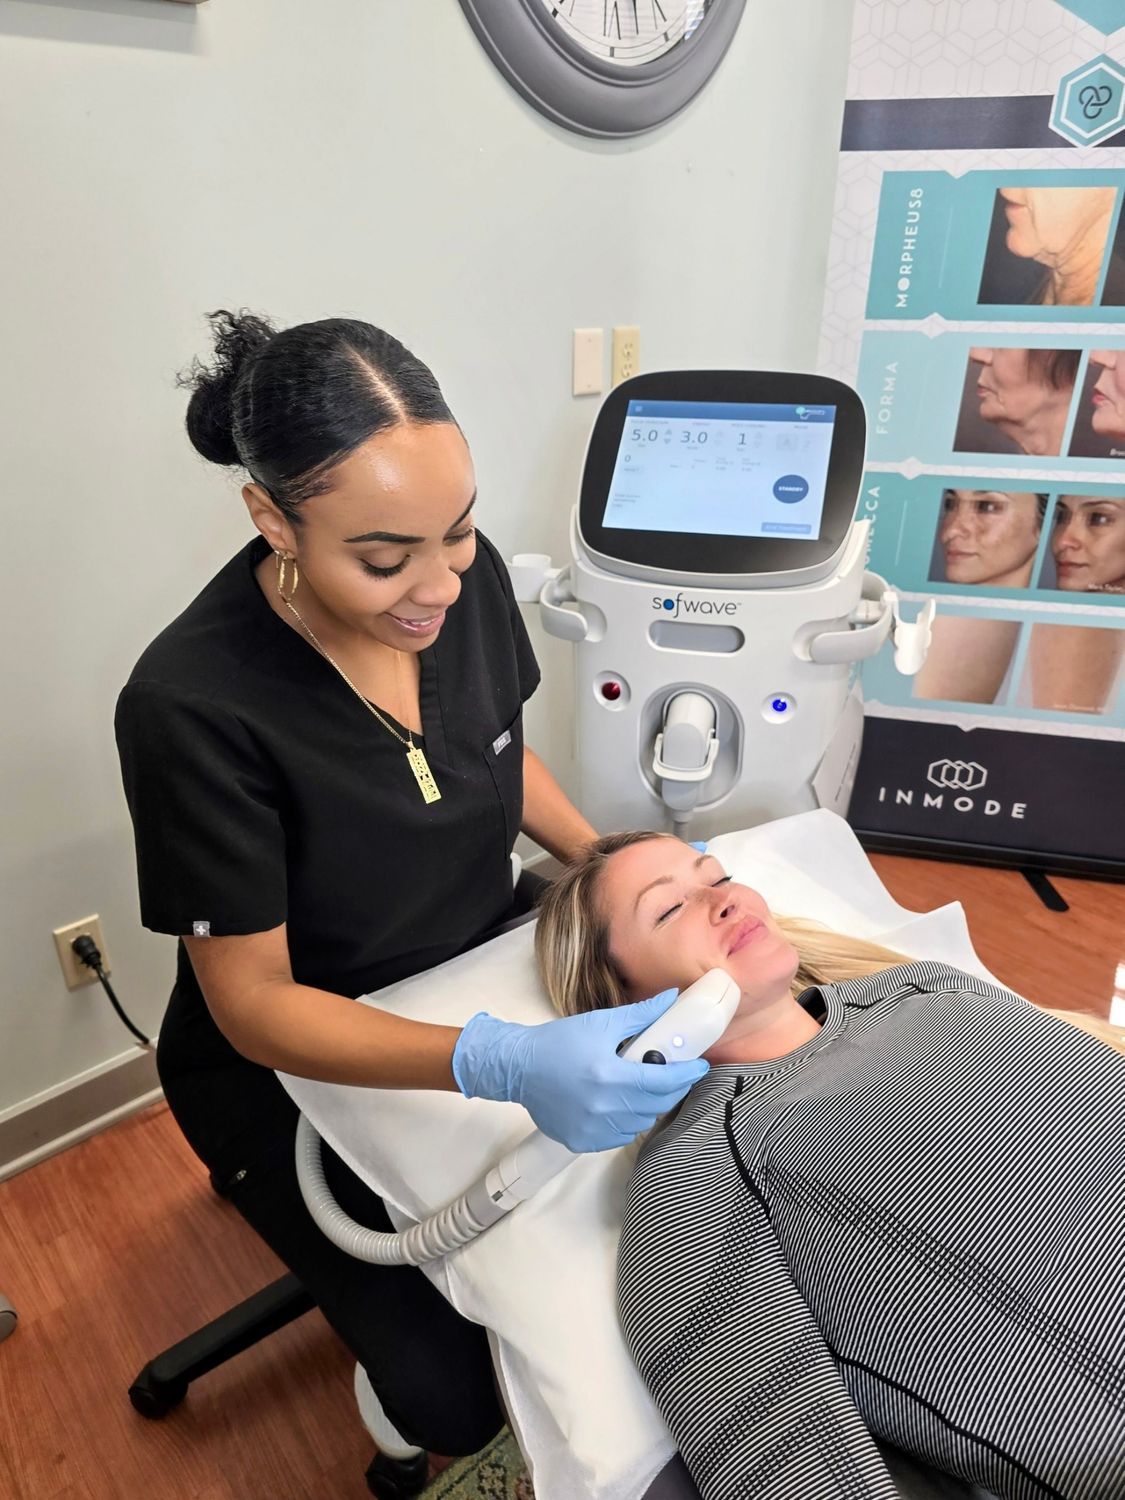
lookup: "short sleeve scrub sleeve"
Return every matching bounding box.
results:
[115,531,540,1150]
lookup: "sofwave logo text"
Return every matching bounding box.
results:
[652,594,739,619]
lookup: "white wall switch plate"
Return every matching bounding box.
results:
[572,328,604,397]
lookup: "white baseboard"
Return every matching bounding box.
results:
[0,1043,162,1182]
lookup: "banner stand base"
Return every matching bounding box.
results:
[1019,868,1070,912]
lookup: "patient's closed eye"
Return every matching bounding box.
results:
[656,875,732,926]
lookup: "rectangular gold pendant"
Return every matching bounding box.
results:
[406,744,441,804]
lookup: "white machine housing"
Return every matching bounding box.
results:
[511,371,932,840]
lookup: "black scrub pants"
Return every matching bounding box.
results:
[157,872,548,1458]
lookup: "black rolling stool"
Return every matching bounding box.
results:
[127,1173,428,1500]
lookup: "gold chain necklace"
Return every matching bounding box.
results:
[276,553,441,804]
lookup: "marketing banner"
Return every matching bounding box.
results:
[819,0,1125,874]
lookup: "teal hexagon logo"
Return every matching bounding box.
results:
[1050,55,1125,146]
[1054,2,1125,33]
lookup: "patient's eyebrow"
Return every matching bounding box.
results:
[633,854,711,913]
[343,495,476,545]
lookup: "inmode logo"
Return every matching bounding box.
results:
[652,593,739,620]
[927,760,986,792]
[876,759,1029,819]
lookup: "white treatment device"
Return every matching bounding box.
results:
[509,371,933,838]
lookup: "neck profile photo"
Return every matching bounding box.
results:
[978,185,1118,308]
[954,346,1079,458]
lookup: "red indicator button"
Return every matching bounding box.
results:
[600,681,623,702]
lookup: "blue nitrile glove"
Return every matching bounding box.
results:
[689,840,708,853]
[452,991,710,1153]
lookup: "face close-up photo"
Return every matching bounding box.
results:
[1047,495,1125,594]
[1090,350,1125,443]
[933,488,1044,589]
[1067,350,1125,459]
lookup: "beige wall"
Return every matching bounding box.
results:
[0,0,853,1123]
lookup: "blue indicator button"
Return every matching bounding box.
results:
[773,474,809,503]
[662,598,675,611]
[762,693,796,721]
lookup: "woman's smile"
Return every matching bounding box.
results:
[726,918,765,956]
[387,609,446,638]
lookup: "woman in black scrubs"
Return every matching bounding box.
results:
[115,312,704,1480]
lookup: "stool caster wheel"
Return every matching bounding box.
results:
[365,1449,429,1499]
[129,1369,189,1419]
[0,1297,16,1344]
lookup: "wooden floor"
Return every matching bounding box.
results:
[865,853,1123,1021]
[1,856,1121,1500]
[0,1098,375,1500]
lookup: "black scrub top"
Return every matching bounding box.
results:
[115,530,540,1078]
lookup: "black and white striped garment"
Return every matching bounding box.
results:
[617,961,1125,1500]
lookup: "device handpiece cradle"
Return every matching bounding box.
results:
[510,553,593,642]
[652,691,720,828]
[796,570,935,675]
[295,970,741,1266]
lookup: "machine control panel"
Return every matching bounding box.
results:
[603,400,836,542]
[577,370,866,584]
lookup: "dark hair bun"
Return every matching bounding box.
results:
[181,309,276,466]
[176,312,453,516]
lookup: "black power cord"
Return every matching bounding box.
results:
[71,935,152,1049]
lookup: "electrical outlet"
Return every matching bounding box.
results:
[572,328,603,396]
[612,325,640,387]
[53,915,109,990]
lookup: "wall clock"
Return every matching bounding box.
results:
[458,1,748,139]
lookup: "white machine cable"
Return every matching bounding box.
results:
[294,971,742,1267]
[295,1113,504,1266]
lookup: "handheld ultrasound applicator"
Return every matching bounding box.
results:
[296,970,741,1265]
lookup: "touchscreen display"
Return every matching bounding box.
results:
[601,400,837,539]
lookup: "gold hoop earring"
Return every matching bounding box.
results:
[275,550,299,604]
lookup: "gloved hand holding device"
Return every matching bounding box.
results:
[452,991,709,1153]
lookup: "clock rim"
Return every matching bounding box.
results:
[458,0,748,139]
[530,0,717,77]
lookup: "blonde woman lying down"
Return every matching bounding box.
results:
[535,832,1125,1500]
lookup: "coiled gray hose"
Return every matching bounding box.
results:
[295,1113,511,1266]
